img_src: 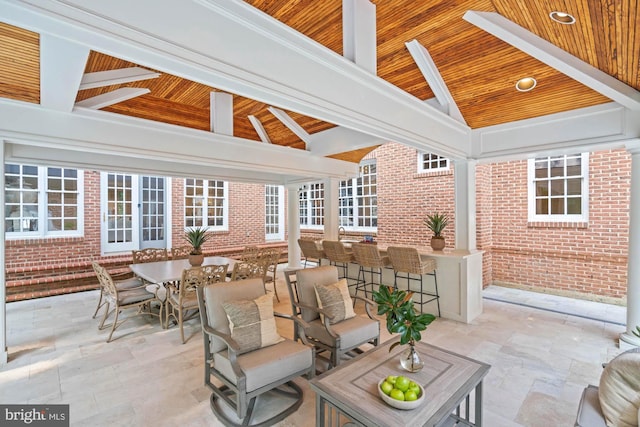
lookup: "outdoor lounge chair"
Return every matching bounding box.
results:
[197,277,315,426]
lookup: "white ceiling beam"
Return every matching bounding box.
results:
[406,40,466,125]
[309,126,386,157]
[0,99,358,182]
[74,87,149,109]
[463,11,640,111]
[267,107,312,149]
[1,0,470,159]
[342,0,377,74]
[79,67,160,90]
[247,115,272,144]
[210,92,233,135]
[40,34,89,112]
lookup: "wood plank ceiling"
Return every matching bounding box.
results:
[1,0,638,162]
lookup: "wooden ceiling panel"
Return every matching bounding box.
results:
[0,23,39,103]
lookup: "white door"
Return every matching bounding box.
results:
[265,185,284,241]
[139,176,166,249]
[101,172,138,254]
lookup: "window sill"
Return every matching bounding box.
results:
[527,221,588,229]
[413,169,453,179]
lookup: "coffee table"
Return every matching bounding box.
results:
[309,339,490,427]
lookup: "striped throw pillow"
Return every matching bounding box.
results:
[314,278,356,324]
[222,293,283,353]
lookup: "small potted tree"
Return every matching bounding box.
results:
[184,226,210,266]
[373,285,436,372]
[423,212,450,251]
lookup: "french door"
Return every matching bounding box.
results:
[101,173,167,254]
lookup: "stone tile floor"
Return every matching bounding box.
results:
[0,272,628,427]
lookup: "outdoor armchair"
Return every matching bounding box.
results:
[197,277,315,426]
[283,265,379,369]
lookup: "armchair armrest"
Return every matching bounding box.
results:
[274,311,314,346]
[352,295,377,319]
[200,323,242,353]
[295,301,336,321]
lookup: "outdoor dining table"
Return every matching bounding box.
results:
[129,255,237,285]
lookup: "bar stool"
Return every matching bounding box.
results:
[386,246,440,317]
[297,238,325,267]
[351,243,393,301]
[321,240,355,283]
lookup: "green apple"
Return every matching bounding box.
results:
[408,381,421,395]
[380,381,393,396]
[385,375,397,386]
[395,375,410,392]
[404,390,418,401]
[389,388,405,401]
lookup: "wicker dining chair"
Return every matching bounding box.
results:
[321,240,354,281]
[351,243,392,302]
[166,264,228,343]
[171,245,192,260]
[386,246,440,316]
[92,261,162,342]
[297,238,325,267]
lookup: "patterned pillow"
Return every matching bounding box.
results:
[222,293,284,353]
[314,278,356,324]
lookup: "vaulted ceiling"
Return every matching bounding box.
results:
[0,0,639,182]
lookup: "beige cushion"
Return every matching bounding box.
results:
[598,348,640,427]
[296,266,339,322]
[307,315,379,350]
[314,278,356,324]
[222,293,283,353]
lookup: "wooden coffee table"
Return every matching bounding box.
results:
[309,339,490,427]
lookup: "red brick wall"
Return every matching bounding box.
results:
[476,163,493,286]
[488,149,630,301]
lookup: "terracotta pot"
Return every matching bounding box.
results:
[188,253,204,267]
[430,236,445,251]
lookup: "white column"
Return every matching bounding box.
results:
[323,178,339,240]
[342,0,377,74]
[621,147,640,348]
[286,185,302,269]
[1,141,7,364]
[453,159,477,250]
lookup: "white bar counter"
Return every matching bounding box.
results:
[335,243,484,324]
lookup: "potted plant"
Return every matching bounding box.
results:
[373,285,436,372]
[184,226,210,266]
[423,212,450,251]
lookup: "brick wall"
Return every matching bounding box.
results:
[488,149,630,302]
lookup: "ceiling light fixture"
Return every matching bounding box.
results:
[516,77,537,92]
[549,11,576,24]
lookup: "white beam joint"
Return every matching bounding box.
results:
[75,88,150,109]
[211,92,233,135]
[268,107,311,149]
[40,34,90,112]
[248,115,272,143]
[343,0,377,74]
[406,40,466,125]
[79,67,160,90]
[464,11,640,111]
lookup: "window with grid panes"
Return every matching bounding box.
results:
[528,153,589,222]
[300,160,377,231]
[5,164,83,237]
[265,185,283,240]
[184,179,228,230]
[418,152,449,173]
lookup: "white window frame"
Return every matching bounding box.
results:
[5,164,84,239]
[300,160,378,232]
[417,152,450,173]
[527,153,589,223]
[265,185,284,241]
[184,179,228,231]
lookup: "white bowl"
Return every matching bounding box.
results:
[377,378,425,410]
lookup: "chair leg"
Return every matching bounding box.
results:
[433,272,441,317]
[179,308,185,344]
[98,302,111,330]
[106,308,120,343]
[92,288,104,319]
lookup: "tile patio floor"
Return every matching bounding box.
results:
[0,269,628,426]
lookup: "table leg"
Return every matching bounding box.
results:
[316,394,325,426]
[475,380,483,427]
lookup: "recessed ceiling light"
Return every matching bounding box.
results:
[549,11,576,24]
[516,77,537,92]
